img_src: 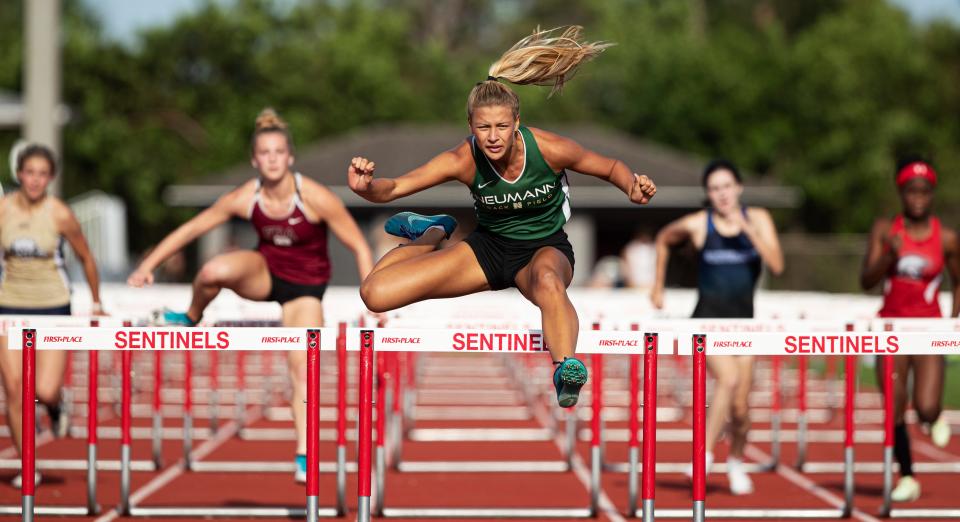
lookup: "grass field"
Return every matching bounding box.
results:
[855,355,960,409]
[805,356,960,408]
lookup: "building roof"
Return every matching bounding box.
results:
[164,123,800,209]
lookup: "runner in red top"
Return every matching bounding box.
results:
[128,108,374,483]
[878,214,944,318]
[861,157,960,502]
[249,172,331,286]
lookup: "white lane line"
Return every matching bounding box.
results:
[744,444,881,522]
[528,393,625,522]
[93,408,259,522]
[913,438,960,463]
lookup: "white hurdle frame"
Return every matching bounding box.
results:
[380,317,577,475]
[661,329,957,520]
[11,326,340,520]
[0,315,139,518]
[348,326,651,520]
[873,319,960,519]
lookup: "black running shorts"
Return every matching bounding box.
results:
[268,274,327,305]
[464,227,575,290]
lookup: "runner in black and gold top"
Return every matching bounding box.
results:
[347,27,657,407]
[0,144,104,488]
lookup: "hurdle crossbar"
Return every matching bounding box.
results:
[11,326,342,520]
[672,329,959,520]
[348,326,652,521]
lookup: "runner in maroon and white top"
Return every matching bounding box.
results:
[861,156,960,502]
[128,108,374,483]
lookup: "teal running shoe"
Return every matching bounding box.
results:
[384,212,457,240]
[294,454,307,484]
[553,357,588,408]
[161,309,198,326]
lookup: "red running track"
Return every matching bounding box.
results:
[1,349,959,521]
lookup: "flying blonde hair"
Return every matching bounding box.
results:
[467,26,613,119]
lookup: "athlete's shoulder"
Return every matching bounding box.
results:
[526,126,573,150]
[940,222,959,247]
[745,206,774,222]
[295,173,326,193]
[435,139,476,180]
[685,209,708,226]
[228,178,259,199]
[865,216,896,241]
[297,174,340,205]
[449,138,475,162]
[47,196,72,218]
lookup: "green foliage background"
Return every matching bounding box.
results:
[1,0,959,255]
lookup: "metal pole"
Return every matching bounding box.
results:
[768,356,781,470]
[565,409,576,470]
[336,322,347,516]
[24,0,62,196]
[391,352,403,468]
[306,330,320,522]
[375,351,387,516]
[642,333,658,522]
[357,330,374,522]
[184,351,193,470]
[842,353,856,518]
[880,354,894,517]
[236,351,246,437]
[22,329,37,522]
[210,351,219,434]
[589,347,603,518]
[627,324,641,516]
[261,350,272,408]
[796,357,808,470]
[153,350,163,469]
[120,350,132,515]
[692,334,706,522]
[87,346,99,514]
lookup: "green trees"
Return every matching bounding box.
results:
[1,0,958,251]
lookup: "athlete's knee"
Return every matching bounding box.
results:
[196,260,230,287]
[530,268,567,299]
[2,380,22,409]
[714,372,739,394]
[359,277,390,314]
[731,401,750,426]
[915,402,942,424]
[35,384,59,404]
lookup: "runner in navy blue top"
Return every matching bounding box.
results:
[693,208,762,317]
[650,159,783,496]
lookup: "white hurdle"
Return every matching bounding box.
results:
[0,315,139,517]
[667,329,958,521]
[9,325,339,521]
[346,326,654,521]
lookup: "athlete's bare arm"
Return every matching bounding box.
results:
[861,217,897,290]
[347,142,475,203]
[650,212,704,309]
[128,181,255,287]
[942,225,960,317]
[301,179,375,280]
[531,127,656,204]
[740,208,784,276]
[52,198,103,308]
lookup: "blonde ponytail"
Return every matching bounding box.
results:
[467,26,612,119]
[490,26,611,93]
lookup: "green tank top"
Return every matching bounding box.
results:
[469,126,570,240]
